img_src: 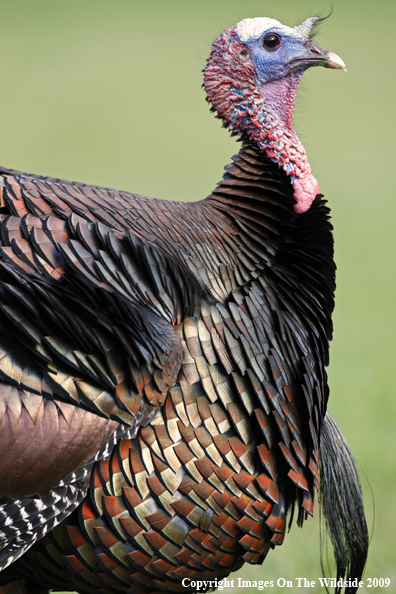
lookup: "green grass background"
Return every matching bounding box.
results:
[0,0,394,592]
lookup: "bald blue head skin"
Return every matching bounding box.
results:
[235,17,345,84]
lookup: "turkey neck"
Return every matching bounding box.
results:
[203,27,319,214]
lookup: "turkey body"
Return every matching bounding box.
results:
[0,146,332,591]
[0,15,367,594]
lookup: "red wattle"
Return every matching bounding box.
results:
[292,173,320,214]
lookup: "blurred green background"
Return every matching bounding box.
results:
[0,0,394,592]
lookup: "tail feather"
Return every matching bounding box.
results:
[320,412,369,594]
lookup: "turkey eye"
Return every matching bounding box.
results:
[263,33,281,51]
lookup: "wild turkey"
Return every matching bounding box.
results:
[0,14,368,594]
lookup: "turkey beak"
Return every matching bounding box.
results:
[308,41,346,71]
[287,41,346,72]
[321,49,347,71]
